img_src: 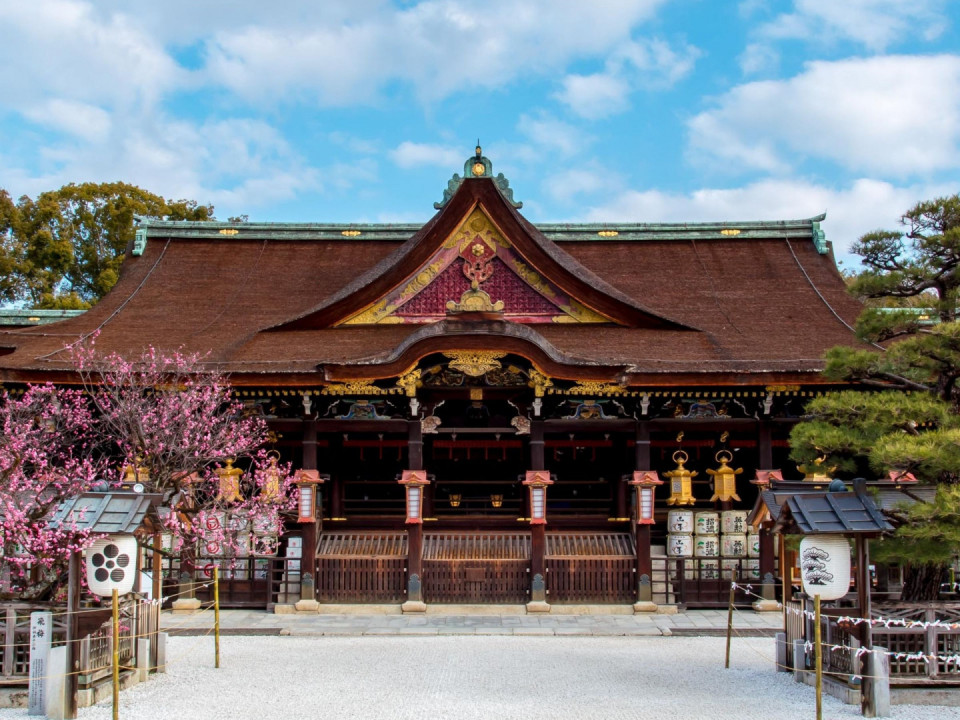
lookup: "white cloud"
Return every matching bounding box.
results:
[389,142,461,169]
[581,177,957,261]
[757,0,949,51]
[200,0,670,105]
[542,167,620,203]
[557,38,701,118]
[21,99,112,143]
[0,0,182,112]
[738,42,779,75]
[688,55,960,176]
[517,114,591,157]
[5,114,321,217]
[555,74,631,120]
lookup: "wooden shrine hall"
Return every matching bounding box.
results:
[0,147,869,611]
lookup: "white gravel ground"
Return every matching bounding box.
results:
[2,635,958,720]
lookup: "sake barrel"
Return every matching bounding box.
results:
[695,511,719,535]
[721,559,741,580]
[694,534,720,558]
[667,510,694,534]
[722,533,748,558]
[666,533,693,558]
[699,559,720,580]
[744,559,761,580]
[748,534,761,558]
[721,510,748,534]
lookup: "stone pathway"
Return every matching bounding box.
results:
[161,605,784,636]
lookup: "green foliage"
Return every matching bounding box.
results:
[872,485,960,566]
[793,195,960,596]
[0,182,213,308]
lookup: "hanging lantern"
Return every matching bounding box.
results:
[121,457,150,490]
[490,494,504,509]
[295,469,323,523]
[629,471,663,525]
[523,471,554,524]
[261,451,282,503]
[799,535,851,600]
[449,494,462,508]
[707,450,743,503]
[399,470,430,524]
[86,535,138,597]
[665,451,697,506]
[216,459,244,503]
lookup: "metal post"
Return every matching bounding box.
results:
[725,569,736,668]
[213,566,221,669]
[815,594,822,720]
[112,589,119,720]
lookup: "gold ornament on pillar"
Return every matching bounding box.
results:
[664,450,697,506]
[707,450,743,502]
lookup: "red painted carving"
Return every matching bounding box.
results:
[396,258,558,318]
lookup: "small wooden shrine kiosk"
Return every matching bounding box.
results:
[0,147,869,610]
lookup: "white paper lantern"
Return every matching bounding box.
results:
[799,535,851,601]
[86,536,138,597]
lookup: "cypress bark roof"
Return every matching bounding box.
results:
[0,173,865,387]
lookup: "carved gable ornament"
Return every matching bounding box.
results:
[340,209,612,325]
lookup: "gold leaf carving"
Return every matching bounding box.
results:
[564,381,625,396]
[321,381,392,396]
[444,351,506,377]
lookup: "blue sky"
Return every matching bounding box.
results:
[1,0,958,267]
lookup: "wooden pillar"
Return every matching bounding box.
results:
[408,419,423,471]
[399,471,428,611]
[634,422,654,606]
[64,551,80,719]
[301,421,319,585]
[857,535,876,717]
[758,418,773,470]
[529,419,545,469]
[758,521,776,601]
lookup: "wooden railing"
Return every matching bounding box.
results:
[546,558,634,603]
[871,603,960,683]
[0,604,68,682]
[670,559,755,608]
[316,558,406,603]
[793,600,960,686]
[423,559,528,603]
[77,595,158,688]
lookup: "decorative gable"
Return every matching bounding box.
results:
[340,209,611,325]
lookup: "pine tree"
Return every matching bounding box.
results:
[790,194,960,601]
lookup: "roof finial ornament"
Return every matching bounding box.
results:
[434,143,523,210]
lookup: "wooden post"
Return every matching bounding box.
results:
[757,418,773,470]
[530,419,545,469]
[857,535,876,717]
[408,419,423,471]
[112,589,119,720]
[65,550,80,719]
[815,594,823,720]
[301,423,319,584]
[725,569,736,668]
[634,422,653,607]
[213,567,221,669]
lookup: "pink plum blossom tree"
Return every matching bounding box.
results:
[0,385,104,599]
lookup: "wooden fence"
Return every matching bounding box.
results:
[317,558,406,603]
[0,604,68,682]
[316,532,407,603]
[790,600,960,686]
[669,558,756,608]
[423,560,529,603]
[0,595,158,687]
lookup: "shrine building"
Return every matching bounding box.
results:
[0,148,868,611]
